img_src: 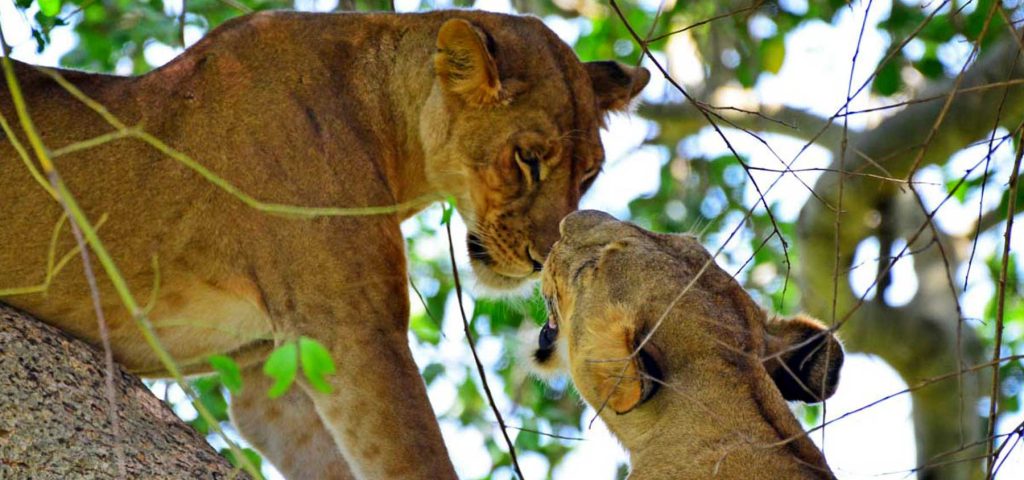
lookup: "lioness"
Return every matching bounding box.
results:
[0,11,649,479]
[534,211,842,479]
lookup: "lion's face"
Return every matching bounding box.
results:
[419,17,649,290]
[536,210,843,416]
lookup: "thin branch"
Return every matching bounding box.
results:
[647,1,764,43]
[984,125,1023,478]
[444,222,524,480]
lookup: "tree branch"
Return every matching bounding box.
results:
[638,101,850,148]
[0,303,245,479]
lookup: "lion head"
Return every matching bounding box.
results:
[419,16,650,290]
[533,210,842,477]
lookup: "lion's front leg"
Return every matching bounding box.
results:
[231,364,356,480]
[300,315,455,480]
[254,220,457,480]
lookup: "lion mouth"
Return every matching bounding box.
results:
[466,233,493,265]
[465,233,539,290]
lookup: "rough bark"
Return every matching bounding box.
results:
[0,303,244,479]
[796,36,1024,479]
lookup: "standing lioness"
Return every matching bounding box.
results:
[0,10,649,479]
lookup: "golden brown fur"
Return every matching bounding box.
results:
[533,211,843,479]
[0,11,648,479]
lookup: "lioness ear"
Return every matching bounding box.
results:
[762,314,844,403]
[584,61,651,112]
[575,307,659,414]
[434,19,501,106]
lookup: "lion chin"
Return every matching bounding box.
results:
[468,259,537,297]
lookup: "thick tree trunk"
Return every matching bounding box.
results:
[0,303,244,479]
[797,36,1024,479]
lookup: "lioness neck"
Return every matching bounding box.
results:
[610,364,834,479]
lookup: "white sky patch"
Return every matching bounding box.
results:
[850,236,880,301]
[553,406,627,480]
[543,15,585,46]
[394,0,421,12]
[666,30,704,88]
[474,0,514,14]
[581,113,663,218]
[813,354,917,480]
[884,238,917,307]
[758,0,892,127]
[1,0,75,66]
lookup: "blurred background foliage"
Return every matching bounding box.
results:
[4,0,1024,479]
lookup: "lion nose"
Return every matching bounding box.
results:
[559,210,618,239]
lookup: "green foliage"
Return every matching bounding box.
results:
[261,337,337,398]
[187,376,230,435]
[262,341,298,399]
[220,447,264,479]
[299,336,337,394]
[208,354,243,393]
[442,196,456,225]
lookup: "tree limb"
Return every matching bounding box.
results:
[0,303,245,479]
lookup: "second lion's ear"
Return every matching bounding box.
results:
[584,61,650,112]
[762,314,844,403]
[434,19,501,106]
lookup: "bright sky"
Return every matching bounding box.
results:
[2,0,1021,478]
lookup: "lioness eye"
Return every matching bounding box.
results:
[515,148,541,184]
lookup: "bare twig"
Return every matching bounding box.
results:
[445,222,524,480]
[984,125,1023,478]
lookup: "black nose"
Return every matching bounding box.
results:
[466,233,493,265]
[539,322,558,350]
[534,321,558,363]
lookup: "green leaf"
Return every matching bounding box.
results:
[263,342,298,399]
[760,36,786,74]
[873,61,901,96]
[299,336,336,394]
[422,363,446,385]
[38,0,60,17]
[219,447,264,479]
[441,196,456,225]
[208,355,243,393]
[410,311,442,345]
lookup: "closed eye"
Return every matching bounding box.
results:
[515,148,541,184]
[572,258,597,284]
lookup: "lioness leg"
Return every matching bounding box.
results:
[295,320,456,479]
[243,212,456,479]
[230,365,355,479]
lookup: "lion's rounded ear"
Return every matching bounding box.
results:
[762,314,844,403]
[434,19,501,106]
[584,61,650,112]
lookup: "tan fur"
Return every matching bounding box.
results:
[535,211,843,479]
[0,11,648,479]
